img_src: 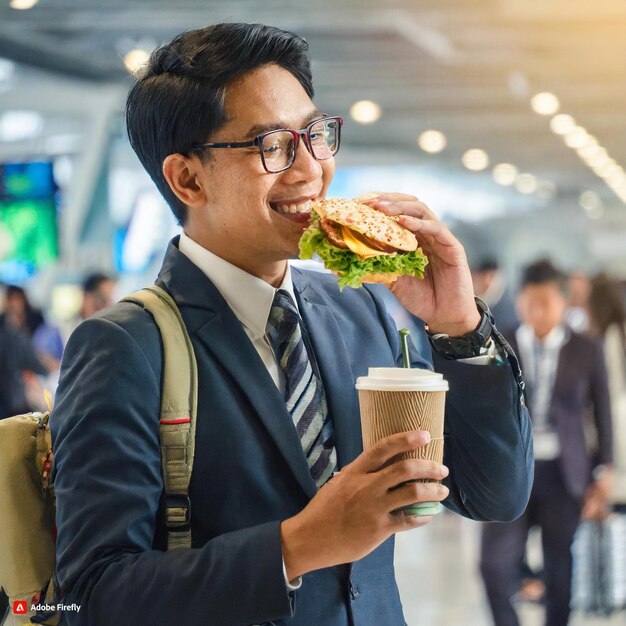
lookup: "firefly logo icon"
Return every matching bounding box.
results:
[13,600,28,614]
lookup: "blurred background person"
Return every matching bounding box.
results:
[59,272,116,344]
[588,273,626,508]
[0,284,63,372]
[0,284,57,415]
[565,271,591,334]
[480,259,613,626]
[80,272,116,319]
[471,256,519,334]
[0,319,49,418]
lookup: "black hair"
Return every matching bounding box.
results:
[588,273,626,347]
[519,259,567,294]
[4,285,44,335]
[475,256,499,272]
[83,273,113,295]
[125,23,314,225]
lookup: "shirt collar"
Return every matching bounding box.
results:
[516,323,567,352]
[178,231,297,339]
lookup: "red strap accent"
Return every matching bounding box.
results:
[160,417,191,425]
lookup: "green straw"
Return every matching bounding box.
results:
[399,329,411,368]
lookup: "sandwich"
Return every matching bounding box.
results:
[298,198,428,289]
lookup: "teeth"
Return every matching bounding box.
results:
[275,200,312,214]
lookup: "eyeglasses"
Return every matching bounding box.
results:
[191,116,343,174]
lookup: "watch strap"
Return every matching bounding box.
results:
[426,297,493,359]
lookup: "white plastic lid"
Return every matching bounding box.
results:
[355,367,449,392]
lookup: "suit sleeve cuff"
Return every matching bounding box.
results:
[282,557,303,590]
[456,338,506,365]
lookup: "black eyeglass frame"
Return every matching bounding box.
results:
[191,116,344,173]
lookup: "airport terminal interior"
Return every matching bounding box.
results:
[0,1,625,625]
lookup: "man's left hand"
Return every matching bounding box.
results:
[359,192,480,336]
[581,466,615,521]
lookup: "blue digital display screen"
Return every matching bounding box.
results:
[0,161,59,283]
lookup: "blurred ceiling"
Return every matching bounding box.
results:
[1,0,626,221]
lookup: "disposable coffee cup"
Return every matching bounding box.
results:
[356,367,448,516]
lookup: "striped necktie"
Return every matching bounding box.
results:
[266,289,337,488]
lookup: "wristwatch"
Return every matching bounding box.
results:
[426,297,493,359]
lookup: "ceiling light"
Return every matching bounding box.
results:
[0,110,43,141]
[586,206,604,219]
[580,135,598,149]
[605,180,625,194]
[595,158,617,174]
[418,130,446,153]
[123,49,151,75]
[536,181,557,200]
[604,168,626,181]
[598,163,622,179]
[577,144,603,161]
[514,173,538,194]
[580,190,604,219]
[492,163,518,186]
[350,100,382,125]
[462,149,489,171]
[564,126,590,149]
[9,0,38,8]
[550,114,576,135]
[586,150,611,169]
[580,190,601,211]
[531,92,560,116]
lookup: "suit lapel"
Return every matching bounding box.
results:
[157,240,317,500]
[194,313,318,499]
[549,330,573,408]
[293,269,362,468]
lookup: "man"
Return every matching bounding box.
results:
[471,256,519,335]
[58,272,116,346]
[0,322,48,418]
[80,272,115,320]
[480,259,613,626]
[51,24,532,625]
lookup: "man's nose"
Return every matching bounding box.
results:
[285,135,323,180]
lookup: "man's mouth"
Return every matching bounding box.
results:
[269,198,314,224]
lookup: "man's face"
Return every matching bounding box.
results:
[185,64,335,270]
[83,280,115,318]
[472,269,495,297]
[517,282,567,339]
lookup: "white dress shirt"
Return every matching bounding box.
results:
[178,231,302,590]
[179,231,302,392]
[515,324,567,460]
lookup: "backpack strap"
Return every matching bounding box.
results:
[121,286,198,550]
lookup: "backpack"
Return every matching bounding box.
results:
[0,286,198,624]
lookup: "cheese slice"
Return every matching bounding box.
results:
[341,226,393,259]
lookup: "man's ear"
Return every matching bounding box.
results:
[162,153,206,208]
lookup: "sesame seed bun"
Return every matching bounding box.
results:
[313,198,418,253]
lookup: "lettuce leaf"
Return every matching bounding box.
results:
[299,214,428,289]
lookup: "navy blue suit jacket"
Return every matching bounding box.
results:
[507,329,612,499]
[51,239,533,625]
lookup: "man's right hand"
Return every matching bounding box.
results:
[280,430,449,580]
